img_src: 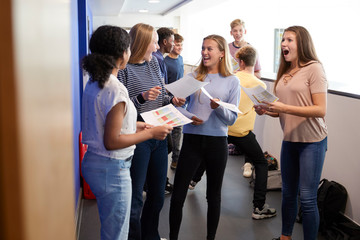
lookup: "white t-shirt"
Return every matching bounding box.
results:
[82,74,137,159]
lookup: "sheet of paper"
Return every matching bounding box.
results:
[231,57,240,72]
[140,104,192,127]
[241,85,279,105]
[200,87,242,114]
[165,75,209,98]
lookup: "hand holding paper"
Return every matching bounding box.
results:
[241,85,278,105]
[201,87,242,114]
[165,75,209,98]
[140,104,192,127]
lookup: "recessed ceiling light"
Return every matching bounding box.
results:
[148,0,160,3]
[139,9,149,13]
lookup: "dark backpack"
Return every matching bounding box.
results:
[323,221,360,240]
[297,178,348,233]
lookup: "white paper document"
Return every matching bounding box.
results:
[140,104,192,127]
[231,57,240,72]
[241,85,279,105]
[165,75,209,98]
[200,87,242,114]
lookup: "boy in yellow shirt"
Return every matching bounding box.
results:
[228,45,276,219]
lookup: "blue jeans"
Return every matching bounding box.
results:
[128,139,168,240]
[81,151,132,240]
[281,137,327,240]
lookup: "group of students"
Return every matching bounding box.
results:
[81,17,328,240]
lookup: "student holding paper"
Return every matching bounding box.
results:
[255,26,328,240]
[169,34,240,240]
[189,46,277,220]
[81,25,172,240]
[117,23,184,240]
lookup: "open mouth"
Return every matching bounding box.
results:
[283,50,289,56]
[203,56,210,61]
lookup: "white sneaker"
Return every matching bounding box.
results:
[243,162,252,178]
[161,238,167,240]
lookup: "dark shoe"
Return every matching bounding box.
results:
[165,179,173,195]
[252,203,277,219]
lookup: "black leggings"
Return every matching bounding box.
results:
[192,132,268,209]
[169,134,228,240]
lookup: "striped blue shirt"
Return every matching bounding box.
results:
[117,57,172,119]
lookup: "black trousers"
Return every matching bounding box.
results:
[228,132,268,208]
[192,131,268,208]
[169,134,228,240]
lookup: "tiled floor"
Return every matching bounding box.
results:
[78,154,325,240]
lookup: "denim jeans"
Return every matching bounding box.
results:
[128,139,168,240]
[171,126,182,163]
[281,137,327,240]
[81,151,132,240]
[170,134,228,240]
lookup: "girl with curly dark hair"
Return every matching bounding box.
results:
[81,25,172,240]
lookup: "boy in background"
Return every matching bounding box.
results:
[229,19,261,79]
[164,33,185,170]
[153,27,175,195]
[229,18,262,177]
[228,45,275,219]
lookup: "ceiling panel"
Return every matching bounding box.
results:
[89,0,193,16]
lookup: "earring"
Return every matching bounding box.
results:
[220,57,223,62]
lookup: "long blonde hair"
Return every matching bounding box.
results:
[128,23,154,64]
[274,26,320,92]
[194,34,233,82]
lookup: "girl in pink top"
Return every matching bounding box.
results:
[255,26,328,240]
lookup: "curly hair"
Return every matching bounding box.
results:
[81,25,130,88]
[157,27,174,45]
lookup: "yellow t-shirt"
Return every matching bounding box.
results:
[228,71,266,137]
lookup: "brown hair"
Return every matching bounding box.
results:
[235,45,257,67]
[128,23,154,64]
[274,26,320,92]
[174,33,184,43]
